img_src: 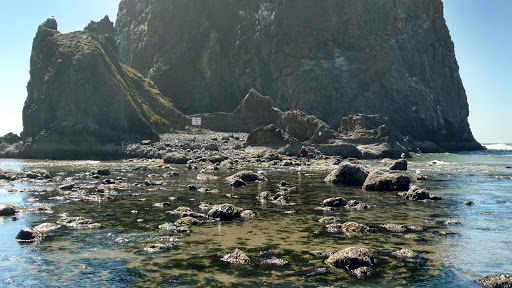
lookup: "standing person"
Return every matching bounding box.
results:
[299,146,309,164]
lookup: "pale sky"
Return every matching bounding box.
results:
[0,0,510,143]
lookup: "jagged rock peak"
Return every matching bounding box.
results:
[84,15,114,37]
[38,18,57,31]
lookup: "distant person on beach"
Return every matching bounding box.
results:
[299,146,309,164]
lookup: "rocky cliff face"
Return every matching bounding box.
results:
[22,17,187,158]
[115,0,481,151]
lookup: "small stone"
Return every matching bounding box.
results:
[221,248,250,264]
[390,248,416,259]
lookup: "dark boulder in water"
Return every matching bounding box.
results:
[15,228,46,242]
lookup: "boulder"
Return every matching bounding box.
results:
[15,228,46,242]
[476,273,512,288]
[399,185,443,201]
[221,248,250,264]
[230,179,247,188]
[245,124,292,147]
[57,217,100,228]
[344,200,371,210]
[390,249,416,259]
[33,223,61,232]
[175,217,199,226]
[388,159,408,170]
[0,204,17,216]
[363,171,410,191]
[325,247,376,278]
[163,152,189,164]
[324,162,370,186]
[321,197,347,207]
[226,171,266,182]
[377,224,424,233]
[207,204,243,221]
[144,244,168,253]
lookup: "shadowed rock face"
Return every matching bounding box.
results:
[115,0,481,151]
[22,17,187,159]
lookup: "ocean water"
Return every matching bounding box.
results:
[0,145,511,287]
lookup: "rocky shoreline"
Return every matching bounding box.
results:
[0,136,503,286]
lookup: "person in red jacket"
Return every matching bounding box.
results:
[299,146,309,164]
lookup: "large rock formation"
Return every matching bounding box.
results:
[21,17,187,159]
[115,0,481,151]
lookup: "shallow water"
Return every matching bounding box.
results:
[0,147,511,287]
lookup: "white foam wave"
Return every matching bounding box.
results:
[484,144,512,151]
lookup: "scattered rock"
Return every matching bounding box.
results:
[322,197,347,207]
[226,171,266,182]
[288,267,330,277]
[15,228,46,242]
[144,243,168,253]
[341,222,371,234]
[445,220,461,225]
[390,248,416,259]
[344,200,371,210]
[377,224,423,233]
[163,152,189,164]
[388,159,407,170]
[230,179,247,187]
[256,191,273,200]
[221,248,250,264]
[399,185,442,201]
[325,247,376,278]
[465,201,475,206]
[261,258,289,268]
[175,217,199,226]
[58,184,75,191]
[207,204,243,221]
[92,169,111,176]
[34,222,61,232]
[158,223,176,230]
[57,217,100,228]
[0,204,17,216]
[476,273,512,288]
[241,210,258,218]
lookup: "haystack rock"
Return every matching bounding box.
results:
[116,0,482,152]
